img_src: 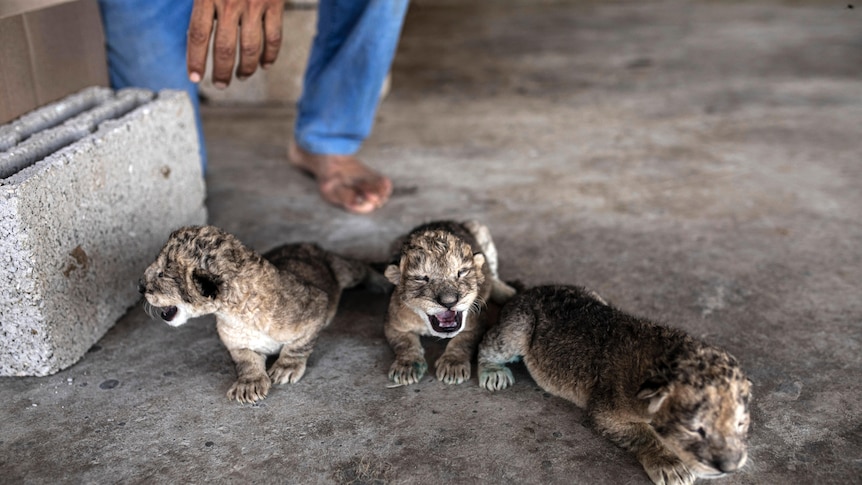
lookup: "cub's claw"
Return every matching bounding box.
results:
[227,374,271,403]
[478,364,514,391]
[268,358,308,385]
[642,453,696,485]
[435,356,471,385]
[389,358,428,385]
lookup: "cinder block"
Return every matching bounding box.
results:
[0,88,207,376]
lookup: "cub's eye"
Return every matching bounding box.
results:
[697,427,707,439]
[158,272,164,278]
[412,275,430,283]
[457,268,469,278]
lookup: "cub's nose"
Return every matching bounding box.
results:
[436,292,459,308]
[713,450,746,473]
[137,280,147,294]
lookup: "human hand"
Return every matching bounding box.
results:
[186,0,285,89]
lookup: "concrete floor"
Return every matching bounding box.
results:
[2,0,861,483]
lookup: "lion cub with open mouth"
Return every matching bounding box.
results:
[383,220,516,385]
[479,285,752,485]
[140,225,382,403]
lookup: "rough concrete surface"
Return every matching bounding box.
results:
[1,0,860,483]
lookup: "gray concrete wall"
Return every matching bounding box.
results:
[198,2,391,105]
[199,1,318,105]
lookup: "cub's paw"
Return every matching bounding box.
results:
[478,363,514,391]
[586,288,608,305]
[268,358,308,385]
[227,374,272,403]
[641,453,696,485]
[389,358,428,385]
[435,355,471,385]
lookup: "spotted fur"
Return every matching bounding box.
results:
[140,225,383,403]
[478,285,752,485]
[383,220,516,385]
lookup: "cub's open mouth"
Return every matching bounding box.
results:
[161,306,178,322]
[429,310,463,334]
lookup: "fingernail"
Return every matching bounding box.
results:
[189,72,201,83]
[214,82,228,90]
[261,63,273,70]
[237,75,248,81]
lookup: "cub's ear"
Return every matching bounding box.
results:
[637,375,670,414]
[192,269,221,299]
[472,252,486,270]
[384,264,401,285]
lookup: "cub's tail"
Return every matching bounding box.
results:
[327,253,392,293]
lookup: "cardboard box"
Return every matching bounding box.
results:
[0,0,109,124]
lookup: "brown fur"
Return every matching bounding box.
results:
[140,225,382,403]
[478,285,752,485]
[383,220,516,385]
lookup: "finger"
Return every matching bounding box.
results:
[187,0,216,83]
[260,0,284,69]
[210,1,244,88]
[236,4,264,79]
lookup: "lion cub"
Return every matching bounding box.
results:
[479,285,751,485]
[383,220,516,385]
[140,225,382,403]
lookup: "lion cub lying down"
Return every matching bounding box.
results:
[478,285,751,485]
[384,220,516,385]
[140,225,382,403]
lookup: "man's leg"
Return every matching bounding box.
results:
[97,0,208,170]
[292,0,409,213]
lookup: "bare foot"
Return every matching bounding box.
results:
[288,142,393,214]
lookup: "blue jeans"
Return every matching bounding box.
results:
[97,0,409,166]
[296,0,409,155]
